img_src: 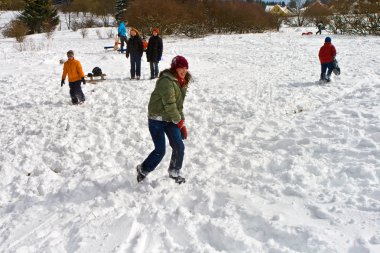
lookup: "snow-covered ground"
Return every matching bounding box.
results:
[0,22,379,253]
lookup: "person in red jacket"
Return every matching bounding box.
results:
[61,50,86,104]
[318,37,336,82]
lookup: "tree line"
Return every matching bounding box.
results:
[2,0,281,40]
[1,0,378,40]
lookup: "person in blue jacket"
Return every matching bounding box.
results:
[118,21,128,52]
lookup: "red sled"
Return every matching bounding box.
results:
[302,32,313,35]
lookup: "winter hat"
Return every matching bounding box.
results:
[152,28,159,34]
[325,37,331,43]
[67,50,74,57]
[171,55,188,70]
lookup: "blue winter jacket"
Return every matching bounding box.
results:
[118,22,127,37]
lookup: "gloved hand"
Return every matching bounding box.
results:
[177,119,184,129]
[126,54,129,59]
[180,126,187,140]
[176,119,187,140]
[61,80,65,87]
[81,77,86,85]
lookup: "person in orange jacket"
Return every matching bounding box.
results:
[61,50,86,104]
[142,36,148,52]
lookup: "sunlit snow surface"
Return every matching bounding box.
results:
[0,22,379,252]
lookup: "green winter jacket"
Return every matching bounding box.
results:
[148,70,187,123]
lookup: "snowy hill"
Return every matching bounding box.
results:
[0,25,379,253]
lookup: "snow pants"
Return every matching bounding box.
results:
[321,62,334,81]
[69,81,85,104]
[141,119,185,174]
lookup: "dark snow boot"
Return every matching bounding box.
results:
[136,164,146,183]
[169,175,186,184]
[168,169,186,184]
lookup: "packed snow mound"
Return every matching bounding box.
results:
[0,25,379,253]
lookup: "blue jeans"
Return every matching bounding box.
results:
[130,54,141,77]
[150,62,159,78]
[142,119,185,174]
[321,62,334,80]
[69,81,85,104]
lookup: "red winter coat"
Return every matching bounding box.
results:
[319,42,336,64]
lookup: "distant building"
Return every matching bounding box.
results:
[306,0,329,10]
[265,4,294,16]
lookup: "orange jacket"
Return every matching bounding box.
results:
[143,40,148,50]
[62,58,85,82]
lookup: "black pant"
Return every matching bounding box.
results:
[120,36,127,50]
[69,81,85,104]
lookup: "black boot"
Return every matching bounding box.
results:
[168,169,186,184]
[136,165,146,183]
[169,175,186,184]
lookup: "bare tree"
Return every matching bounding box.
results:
[293,0,306,26]
[329,0,379,35]
[303,1,332,25]
[90,0,115,27]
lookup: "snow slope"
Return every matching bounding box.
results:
[0,25,379,253]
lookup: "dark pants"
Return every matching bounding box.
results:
[321,62,334,81]
[120,36,127,51]
[142,119,185,174]
[130,54,141,78]
[149,62,159,78]
[316,28,322,35]
[69,81,85,104]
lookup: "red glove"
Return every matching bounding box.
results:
[180,126,187,140]
[177,119,184,129]
[176,119,187,140]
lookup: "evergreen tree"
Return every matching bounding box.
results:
[115,0,128,22]
[19,0,59,34]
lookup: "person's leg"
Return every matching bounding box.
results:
[120,36,125,51]
[326,62,334,81]
[150,62,154,79]
[154,62,159,78]
[130,55,136,79]
[321,63,328,80]
[141,120,167,174]
[69,82,78,104]
[73,81,85,103]
[165,123,185,175]
[136,57,141,78]
[77,83,85,102]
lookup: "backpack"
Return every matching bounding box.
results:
[332,59,340,76]
[92,67,102,76]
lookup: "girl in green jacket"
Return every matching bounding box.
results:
[136,56,192,184]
